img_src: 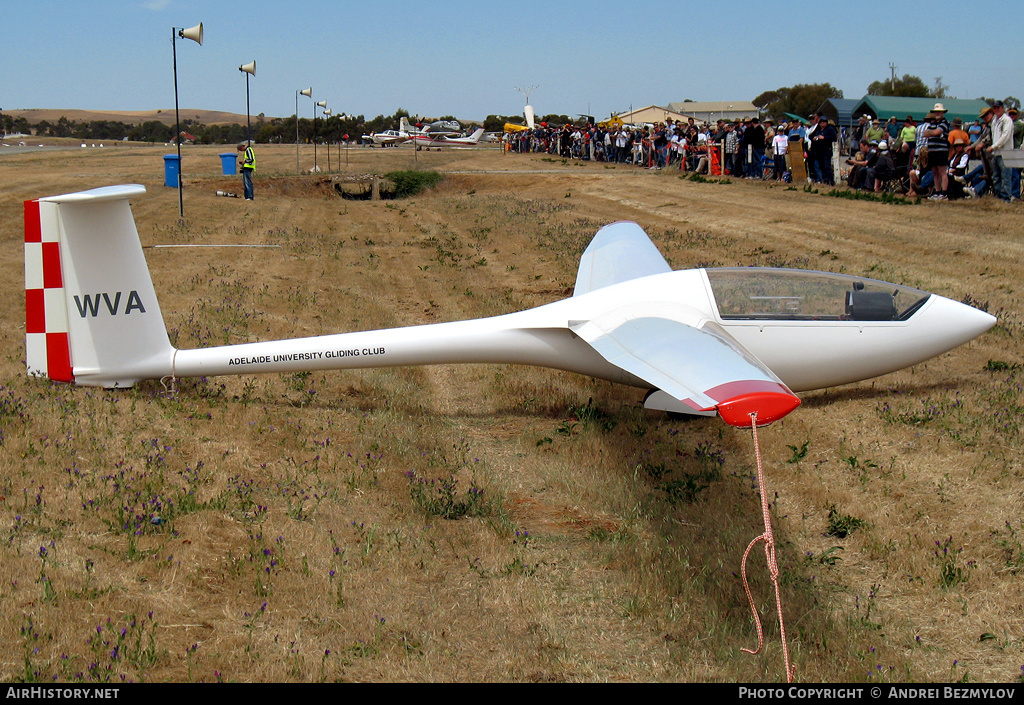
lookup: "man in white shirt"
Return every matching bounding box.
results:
[986,101,1014,202]
[771,128,790,180]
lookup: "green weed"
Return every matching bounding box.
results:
[826,504,866,538]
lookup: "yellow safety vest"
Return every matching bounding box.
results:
[242,146,256,172]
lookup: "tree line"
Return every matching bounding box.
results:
[1,107,582,144]
[753,74,1020,124]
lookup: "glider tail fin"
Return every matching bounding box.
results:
[24,185,174,388]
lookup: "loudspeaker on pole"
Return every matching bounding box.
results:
[179,22,203,45]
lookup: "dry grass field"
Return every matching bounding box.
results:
[0,142,1022,683]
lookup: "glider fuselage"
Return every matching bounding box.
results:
[170,268,992,394]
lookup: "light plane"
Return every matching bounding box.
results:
[24,184,995,429]
[364,119,466,147]
[366,129,410,147]
[410,128,487,150]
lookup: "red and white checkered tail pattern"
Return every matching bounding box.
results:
[23,185,173,388]
[25,198,74,382]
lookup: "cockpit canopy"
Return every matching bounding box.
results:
[706,268,931,322]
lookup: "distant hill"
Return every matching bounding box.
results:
[2,108,261,126]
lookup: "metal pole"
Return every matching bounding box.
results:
[172,28,183,217]
[296,91,300,174]
[313,101,326,172]
[245,73,251,145]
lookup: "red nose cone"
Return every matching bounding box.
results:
[716,391,801,428]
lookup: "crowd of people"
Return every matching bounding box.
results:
[502,102,1023,202]
[843,101,1022,202]
[503,115,827,182]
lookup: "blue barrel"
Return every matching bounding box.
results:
[163,154,181,188]
[219,152,238,175]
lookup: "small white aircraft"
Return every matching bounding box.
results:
[24,185,995,429]
[364,118,464,147]
[410,128,487,150]
[366,129,410,147]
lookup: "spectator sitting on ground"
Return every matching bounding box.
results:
[845,139,872,189]
[908,163,935,197]
[963,161,991,198]
[870,141,897,192]
[947,139,973,199]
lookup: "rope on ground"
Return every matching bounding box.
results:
[739,412,796,683]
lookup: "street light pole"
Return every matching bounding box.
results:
[239,60,256,145]
[171,22,203,217]
[323,108,332,173]
[296,87,311,174]
[314,101,327,172]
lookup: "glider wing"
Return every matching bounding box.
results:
[573,221,672,296]
[571,311,800,427]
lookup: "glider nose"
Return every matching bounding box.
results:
[924,295,997,348]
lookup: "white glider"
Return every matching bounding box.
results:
[24,184,995,428]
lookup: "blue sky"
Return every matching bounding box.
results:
[2,0,1020,122]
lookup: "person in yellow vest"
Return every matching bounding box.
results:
[237,142,256,200]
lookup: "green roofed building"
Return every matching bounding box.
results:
[851,96,991,124]
[817,98,860,129]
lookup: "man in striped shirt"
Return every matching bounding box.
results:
[922,103,950,200]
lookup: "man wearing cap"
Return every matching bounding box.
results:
[922,103,950,200]
[985,101,1014,202]
[811,115,837,185]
